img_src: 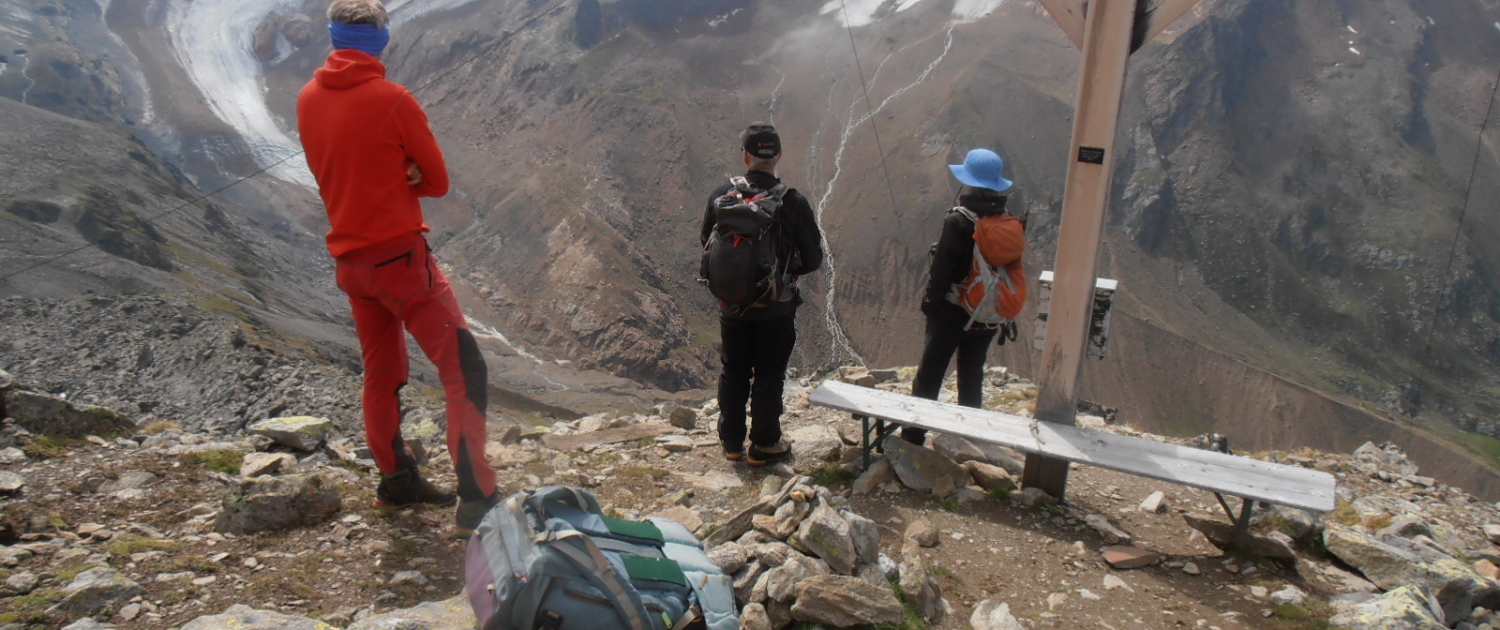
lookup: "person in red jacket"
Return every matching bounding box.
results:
[297,0,497,535]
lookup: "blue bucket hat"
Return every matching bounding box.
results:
[949,149,1012,193]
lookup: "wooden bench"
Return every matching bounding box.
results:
[809,380,1337,541]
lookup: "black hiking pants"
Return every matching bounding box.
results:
[718,313,796,450]
[905,305,998,445]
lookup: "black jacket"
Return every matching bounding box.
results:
[923,195,1010,319]
[701,170,824,320]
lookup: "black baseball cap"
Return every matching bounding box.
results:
[741,123,781,159]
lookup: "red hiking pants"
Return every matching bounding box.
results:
[334,232,497,501]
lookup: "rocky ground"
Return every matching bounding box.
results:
[1,364,1499,629]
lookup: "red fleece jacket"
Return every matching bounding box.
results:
[297,50,449,258]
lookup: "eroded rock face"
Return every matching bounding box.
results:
[214,472,343,534]
[1323,524,1500,623]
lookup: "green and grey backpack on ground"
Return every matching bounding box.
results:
[465,486,739,630]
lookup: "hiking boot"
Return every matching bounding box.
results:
[900,427,927,447]
[747,439,792,466]
[453,492,501,537]
[374,468,457,509]
[722,441,744,461]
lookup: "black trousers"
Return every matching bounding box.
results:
[905,306,998,444]
[717,314,797,449]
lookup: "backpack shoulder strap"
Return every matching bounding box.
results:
[540,530,651,630]
[949,206,979,226]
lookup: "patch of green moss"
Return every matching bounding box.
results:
[104,533,177,557]
[808,465,856,488]
[22,435,78,460]
[1328,498,1360,527]
[1273,603,1310,619]
[177,449,246,474]
[873,577,929,630]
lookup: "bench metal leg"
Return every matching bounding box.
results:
[857,414,899,469]
[1213,492,1257,549]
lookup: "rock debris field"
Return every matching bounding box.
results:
[2,363,1500,629]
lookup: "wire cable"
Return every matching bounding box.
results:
[836,0,901,213]
[0,0,564,283]
[1420,63,1500,364]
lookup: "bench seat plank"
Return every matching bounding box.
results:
[810,381,1337,513]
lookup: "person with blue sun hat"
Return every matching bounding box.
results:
[904,148,1029,446]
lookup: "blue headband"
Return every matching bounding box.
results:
[329,21,390,57]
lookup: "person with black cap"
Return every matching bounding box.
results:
[903,148,1026,446]
[700,123,824,466]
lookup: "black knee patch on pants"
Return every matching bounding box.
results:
[454,434,483,501]
[456,328,488,413]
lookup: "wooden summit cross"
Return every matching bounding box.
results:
[1022,0,1204,499]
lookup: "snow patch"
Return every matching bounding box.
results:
[1346,25,1357,34]
[1349,46,1361,55]
[822,0,1005,26]
[166,0,315,186]
[163,0,484,188]
[708,8,744,28]
[951,0,1006,22]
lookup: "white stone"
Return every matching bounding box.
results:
[1139,491,1168,514]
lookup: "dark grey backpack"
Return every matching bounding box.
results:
[465,486,738,630]
[700,176,791,309]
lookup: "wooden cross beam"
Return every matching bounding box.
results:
[1020,0,1202,500]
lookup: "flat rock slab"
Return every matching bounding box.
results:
[4,390,136,438]
[656,434,696,452]
[542,423,676,451]
[678,471,745,493]
[791,574,903,627]
[346,595,475,629]
[0,471,25,494]
[1102,545,1161,569]
[247,417,331,452]
[240,452,296,478]
[650,506,704,533]
[180,604,337,630]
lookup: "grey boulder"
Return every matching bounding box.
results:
[50,567,139,616]
[214,472,343,534]
[4,391,135,438]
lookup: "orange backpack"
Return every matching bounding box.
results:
[947,207,1027,330]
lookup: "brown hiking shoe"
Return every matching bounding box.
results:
[373,468,457,509]
[747,439,792,466]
